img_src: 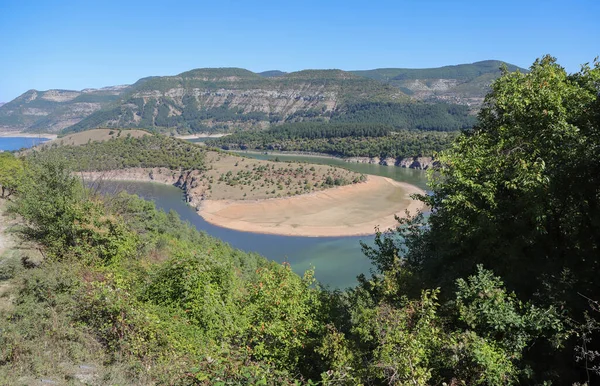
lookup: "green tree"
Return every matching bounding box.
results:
[414,56,600,308]
[242,263,322,374]
[374,56,600,382]
[358,56,599,383]
[11,153,85,255]
[0,152,24,198]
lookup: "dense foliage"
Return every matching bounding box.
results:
[39,134,206,171]
[1,154,562,385]
[1,57,598,384]
[330,102,476,131]
[209,127,457,158]
[363,56,600,383]
[207,102,474,158]
[0,152,23,198]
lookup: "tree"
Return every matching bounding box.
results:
[414,56,600,305]
[0,152,24,198]
[360,56,599,383]
[10,152,85,255]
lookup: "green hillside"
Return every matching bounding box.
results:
[352,60,527,106]
[352,60,524,81]
[64,67,410,135]
[0,61,523,135]
[0,87,127,132]
[40,134,206,171]
[258,70,287,77]
[208,101,475,159]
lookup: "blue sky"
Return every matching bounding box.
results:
[0,0,598,102]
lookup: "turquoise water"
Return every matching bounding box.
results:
[0,137,49,151]
[101,153,429,288]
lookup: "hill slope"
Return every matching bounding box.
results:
[351,60,527,107]
[0,86,128,133]
[0,61,524,134]
[65,68,409,134]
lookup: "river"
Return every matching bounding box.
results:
[0,135,428,288]
[103,151,429,288]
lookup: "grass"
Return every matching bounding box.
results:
[0,199,162,385]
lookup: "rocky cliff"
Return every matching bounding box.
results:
[345,156,436,169]
[0,86,128,133]
[351,60,527,110]
[64,68,408,134]
[0,61,524,134]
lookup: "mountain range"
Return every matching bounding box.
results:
[0,60,526,134]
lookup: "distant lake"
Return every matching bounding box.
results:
[0,137,49,151]
[100,152,429,288]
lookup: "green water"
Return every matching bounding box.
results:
[235,151,430,190]
[104,152,429,288]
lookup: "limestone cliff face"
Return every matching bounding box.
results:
[351,60,527,110]
[79,168,203,208]
[344,156,436,170]
[67,68,407,133]
[397,156,436,170]
[0,86,128,133]
[1,61,525,134]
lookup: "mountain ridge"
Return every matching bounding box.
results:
[0,60,526,134]
[351,60,526,106]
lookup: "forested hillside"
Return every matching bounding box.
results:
[41,134,207,171]
[352,60,527,107]
[207,99,476,160]
[0,61,518,135]
[1,56,597,384]
[208,122,457,159]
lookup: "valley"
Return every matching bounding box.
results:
[0,61,523,137]
[33,129,423,238]
[0,0,597,381]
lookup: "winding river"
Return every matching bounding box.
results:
[105,151,429,288]
[0,136,428,288]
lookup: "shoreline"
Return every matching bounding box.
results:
[79,170,425,237]
[198,176,425,237]
[176,133,229,139]
[196,176,425,237]
[231,149,435,169]
[0,132,58,140]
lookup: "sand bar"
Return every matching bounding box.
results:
[198,175,425,237]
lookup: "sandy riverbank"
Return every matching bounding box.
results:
[79,170,425,237]
[198,175,425,237]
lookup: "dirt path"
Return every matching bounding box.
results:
[0,199,17,313]
[0,199,13,257]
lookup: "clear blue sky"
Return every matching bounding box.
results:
[1,0,598,102]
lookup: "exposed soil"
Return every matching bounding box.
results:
[198,175,425,237]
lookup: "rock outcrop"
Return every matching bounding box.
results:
[344,156,435,170]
